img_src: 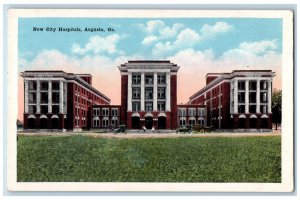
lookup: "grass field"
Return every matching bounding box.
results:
[17,135,281,182]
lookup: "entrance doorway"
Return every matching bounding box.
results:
[250,118,257,129]
[239,118,246,129]
[28,118,36,129]
[40,118,48,129]
[132,116,140,129]
[158,116,166,129]
[51,118,59,129]
[145,117,153,129]
[261,118,269,129]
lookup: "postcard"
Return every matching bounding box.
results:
[6,9,294,192]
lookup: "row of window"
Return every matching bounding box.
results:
[75,107,87,116]
[93,108,119,116]
[237,92,268,103]
[28,91,60,104]
[132,87,166,100]
[28,81,60,91]
[132,74,166,85]
[179,108,206,117]
[237,105,268,114]
[28,105,60,114]
[179,117,205,126]
[132,101,166,112]
[93,118,118,127]
[237,80,269,91]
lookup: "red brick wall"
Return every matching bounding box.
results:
[206,76,219,85]
[66,82,74,130]
[120,75,128,126]
[171,75,177,129]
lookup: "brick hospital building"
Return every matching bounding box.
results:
[21,61,275,131]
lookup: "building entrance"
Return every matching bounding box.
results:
[132,116,140,129]
[158,116,166,129]
[28,118,35,129]
[40,118,48,129]
[145,117,153,129]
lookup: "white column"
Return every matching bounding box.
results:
[166,73,171,111]
[256,80,260,113]
[233,79,238,114]
[36,80,41,113]
[64,82,68,113]
[48,81,52,113]
[24,80,29,113]
[245,80,249,113]
[153,73,158,111]
[268,80,272,113]
[59,80,64,113]
[141,73,145,111]
[127,74,132,111]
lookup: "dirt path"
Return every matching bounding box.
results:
[18,130,281,139]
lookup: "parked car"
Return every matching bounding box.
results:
[176,125,192,134]
[113,125,127,134]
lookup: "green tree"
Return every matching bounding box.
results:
[272,89,282,130]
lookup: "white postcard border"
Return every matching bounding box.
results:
[7,9,294,192]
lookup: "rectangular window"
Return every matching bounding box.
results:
[249,92,256,103]
[238,81,245,90]
[260,105,267,113]
[158,74,166,84]
[260,81,268,90]
[132,87,141,99]
[41,105,48,114]
[29,105,36,114]
[145,102,153,112]
[132,102,140,112]
[52,92,59,103]
[198,108,205,116]
[28,81,37,90]
[145,87,153,100]
[238,92,245,103]
[249,81,257,90]
[93,119,100,127]
[102,118,109,127]
[157,101,165,111]
[180,117,186,126]
[238,105,245,113]
[40,82,48,91]
[52,81,60,90]
[179,108,186,116]
[28,92,37,103]
[102,108,109,116]
[145,74,154,84]
[158,87,166,99]
[249,105,256,113]
[188,108,196,116]
[260,92,267,103]
[132,74,141,84]
[40,92,48,104]
[111,108,118,116]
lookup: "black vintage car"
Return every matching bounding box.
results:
[113,125,127,134]
[176,125,192,134]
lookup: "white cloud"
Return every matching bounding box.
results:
[141,36,158,45]
[72,34,122,55]
[150,22,233,57]
[139,20,185,46]
[200,22,233,39]
[152,28,201,57]
[141,20,165,34]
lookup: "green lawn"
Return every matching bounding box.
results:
[17,135,281,182]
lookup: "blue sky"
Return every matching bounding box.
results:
[18,17,283,106]
[19,18,282,61]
